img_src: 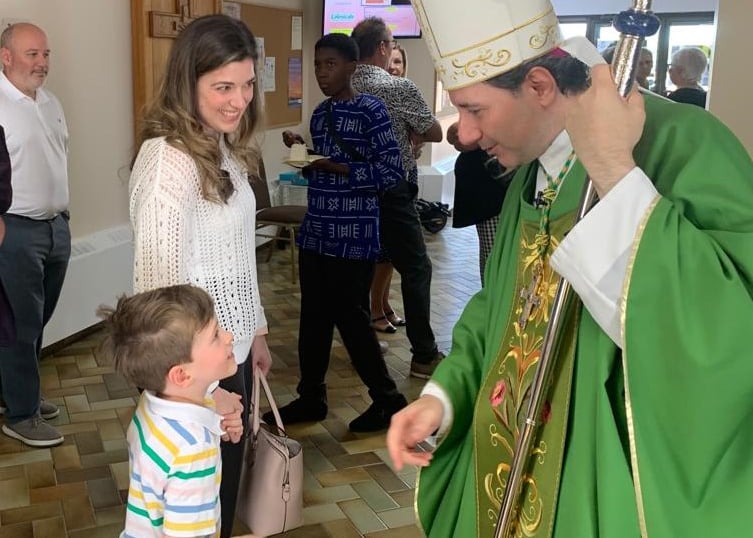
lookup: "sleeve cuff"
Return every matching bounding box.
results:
[550,167,659,347]
[420,381,453,438]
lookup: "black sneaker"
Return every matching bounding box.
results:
[349,395,408,433]
[410,351,445,379]
[263,398,327,426]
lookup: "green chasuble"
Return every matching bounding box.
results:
[416,94,753,538]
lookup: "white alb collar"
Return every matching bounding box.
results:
[538,130,574,181]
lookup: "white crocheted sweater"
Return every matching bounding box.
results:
[129,137,267,350]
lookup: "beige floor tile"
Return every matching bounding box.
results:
[29,482,87,504]
[88,398,137,412]
[51,445,81,471]
[63,395,91,414]
[315,467,371,487]
[365,463,409,493]
[0,450,52,471]
[0,465,25,481]
[0,477,29,510]
[31,515,67,538]
[364,524,424,538]
[23,462,55,489]
[302,445,336,475]
[66,523,123,538]
[61,495,96,531]
[0,500,62,526]
[96,420,126,442]
[376,506,416,529]
[352,480,400,512]
[302,503,347,525]
[68,410,117,424]
[389,490,415,509]
[303,484,359,506]
[93,505,125,527]
[341,434,388,455]
[337,498,388,535]
[321,518,362,538]
[56,423,98,436]
[0,521,34,538]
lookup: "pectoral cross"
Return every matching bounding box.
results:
[518,269,542,330]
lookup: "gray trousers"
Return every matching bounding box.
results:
[0,213,70,423]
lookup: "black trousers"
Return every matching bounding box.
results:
[379,180,437,361]
[218,360,252,538]
[297,250,401,407]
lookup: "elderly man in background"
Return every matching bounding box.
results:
[666,46,708,107]
[0,22,70,448]
[350,17,445,379]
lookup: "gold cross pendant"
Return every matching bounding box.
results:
[518,268,543,330]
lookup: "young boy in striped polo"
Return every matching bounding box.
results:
[100,285,257,538]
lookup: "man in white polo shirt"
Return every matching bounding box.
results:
[0,22,70,447]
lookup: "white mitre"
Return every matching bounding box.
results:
[410,0,565,90]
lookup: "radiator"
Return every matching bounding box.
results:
[43,224,134,346]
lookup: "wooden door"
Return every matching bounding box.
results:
[130,0,221,137]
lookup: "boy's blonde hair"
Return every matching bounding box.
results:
[98,285,215,392]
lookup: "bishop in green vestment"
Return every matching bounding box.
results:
[388,2,753,537]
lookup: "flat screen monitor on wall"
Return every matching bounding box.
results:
[323,0,422,39]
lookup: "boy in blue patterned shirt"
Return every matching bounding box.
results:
[271,33,407,432]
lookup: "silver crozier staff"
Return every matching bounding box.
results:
[493,2,661,537]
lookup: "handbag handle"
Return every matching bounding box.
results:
[252,367,285,436]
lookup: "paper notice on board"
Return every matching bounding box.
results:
[288,57,302,107]
[264,57,276,93]
[255,37,265,65]
[291,16,302,50]
[222,2,241,20]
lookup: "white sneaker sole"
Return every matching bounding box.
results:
[40,408,60,420]
[1,424,64,448]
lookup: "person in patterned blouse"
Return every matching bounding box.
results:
[350,17,445,379]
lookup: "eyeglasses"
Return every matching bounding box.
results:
[382,39,397,47]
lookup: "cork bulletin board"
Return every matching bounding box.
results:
[240,4,303,128]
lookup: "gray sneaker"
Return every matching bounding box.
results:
[2,417,65,447]
[39,400,60,420]
[410,351,445,379]
[0,399,60,420]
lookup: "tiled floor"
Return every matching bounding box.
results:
[0,222,481,537]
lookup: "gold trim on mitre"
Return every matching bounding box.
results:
[412,0,563,90]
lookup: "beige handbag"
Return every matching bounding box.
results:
[236,368,304,536]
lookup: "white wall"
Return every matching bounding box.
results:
[707,0,753,154]
[1,0,133,238]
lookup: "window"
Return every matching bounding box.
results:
[559,12,715,95]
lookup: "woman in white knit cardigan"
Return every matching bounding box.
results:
[128,15,271,538]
